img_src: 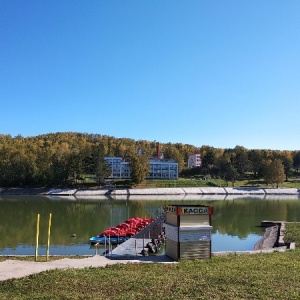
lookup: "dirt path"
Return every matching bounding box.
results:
[0,256,138,281]
[0,255,176,281]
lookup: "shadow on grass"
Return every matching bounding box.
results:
[207,181,219,187]
[241,180,264,187]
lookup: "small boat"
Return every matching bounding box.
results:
[89,217,154,246]
[90,235,128,245]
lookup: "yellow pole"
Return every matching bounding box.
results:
[35,214,40,261]
[46,213,52,261]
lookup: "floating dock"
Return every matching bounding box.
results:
[108,213,166,258]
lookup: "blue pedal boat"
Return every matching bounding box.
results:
[90,235,128,245]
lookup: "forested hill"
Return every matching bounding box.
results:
[0,132,299,188]
[0,132,198,187]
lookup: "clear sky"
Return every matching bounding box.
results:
[1,1,299,151]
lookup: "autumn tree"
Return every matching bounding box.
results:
[163,144,185,173]
[173,143,201,167]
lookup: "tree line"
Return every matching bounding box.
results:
[0,132,299,187]
[182,145,300,187]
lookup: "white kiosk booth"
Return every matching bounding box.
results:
[164,204,213,261]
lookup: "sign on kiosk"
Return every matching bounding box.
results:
[165,205,214,216]
[180,206,213,215]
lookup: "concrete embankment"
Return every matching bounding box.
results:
[254,221,286,250]
[53,187,300,199]
[1,187,300,198]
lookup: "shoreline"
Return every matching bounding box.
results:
[1,186,300,197]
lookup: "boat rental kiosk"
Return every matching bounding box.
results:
[164,204,213,261]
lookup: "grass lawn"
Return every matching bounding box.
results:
[1,251,300,299]
[1,223,300,299]
[133,177,300,189]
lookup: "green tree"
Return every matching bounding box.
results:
[262,159,285,188]
[232,146,250,180]
[217,158,238,187]
[248,150,264,178]
[68,149,84,185]
[129,153,150,186]
[225,164,239,187]
[91,145,111,184]
[49,156,69,186]
[293,151,300,174]
[278,152,293,181]
[200,146,216,175]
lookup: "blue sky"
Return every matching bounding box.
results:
[1,1,299,150]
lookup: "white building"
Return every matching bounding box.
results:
[148,158,178,179]
[188,154,201,168]
[104,156,178,179]
[104,157,131,179]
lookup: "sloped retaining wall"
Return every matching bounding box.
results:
[0,187,300,197]
[56,187,300,196]
[254,225,279,251]
[256,221,286,249]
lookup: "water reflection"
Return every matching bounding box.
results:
[0,195,299,255]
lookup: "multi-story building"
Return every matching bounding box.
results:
[104,156,178,180]
[148,158,178,179]
[188,154,201,168]
[104,157,131,179]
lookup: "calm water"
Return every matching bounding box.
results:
[0,194,300,255]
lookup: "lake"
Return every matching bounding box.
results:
[0,194,299,256]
